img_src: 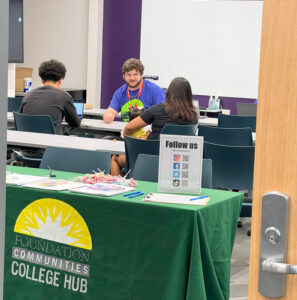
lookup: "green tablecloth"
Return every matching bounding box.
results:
[4,166,243,300]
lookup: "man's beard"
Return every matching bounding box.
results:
[126,79,142,90]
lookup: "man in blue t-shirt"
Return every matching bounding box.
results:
[103,58,165,123]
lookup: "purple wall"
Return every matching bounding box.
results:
[100,0,142,109]
[101,1,256,114]
[193,95,256,115]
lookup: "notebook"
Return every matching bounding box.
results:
[74,102,84,119]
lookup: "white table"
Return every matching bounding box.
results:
[9,113,255,141]
[80,118,126,133]
[8,112,126,134]
[83,108,222,118]
[10,113,252,141]
[81,115,219,130]
[199,117,218,126]
[83,108,121,119]
[8,112,218,132]
[6,130,125,155]
[7,112,13,121]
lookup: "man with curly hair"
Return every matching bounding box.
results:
[103,58,165,123]
[21,59,81,134]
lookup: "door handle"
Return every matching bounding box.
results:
[258,191,291,298]
[262,259,297,274]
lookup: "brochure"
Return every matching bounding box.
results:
[23,179,86,191]
[6,173,48,186]
[69,183,134,197]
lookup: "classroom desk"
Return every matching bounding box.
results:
[6,130,125,155]
[83,108,121,119]
[8,114,255,143]
[79,118,126,133]
[83,108,222,119]
[199,117,218,126]
[79,118,218,134]
[79,118,218,135]
[7,113,125,137]
[7,113,126,134]
[4,166,243,300]
[7,112,14,129]
[8,112,218,134]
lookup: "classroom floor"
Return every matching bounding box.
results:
[230,219,251,300]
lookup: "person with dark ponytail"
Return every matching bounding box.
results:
[110,77,198,175]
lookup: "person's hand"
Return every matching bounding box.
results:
[120,130,125,139]
[103,112,114,124]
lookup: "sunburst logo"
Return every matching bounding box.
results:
[14,198,92,250]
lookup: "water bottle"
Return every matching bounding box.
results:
[214,96,220,110]
[208,96,214,110]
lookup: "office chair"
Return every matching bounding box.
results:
[6,97,23,159]
[7,97,23,113]
[39,147,111,174]
[203,141,255,235]
[132,154,213,188]
[202,159,213,189]
[124,136,160,177]
[13,111,56,134]
[198,125,253,146]
[160,123,198,136]
[236,102,257,116]
[218,113,256,132]
[12,112,56,167]
[132,154,159,182]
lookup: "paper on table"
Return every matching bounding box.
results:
[23,179,86,191]
[6,173,48,186]
[69,183,134,197]
[142,193,210,206]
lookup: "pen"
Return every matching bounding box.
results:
[129,192,144,199]
[123,191,141,197]
[189,195,209,201]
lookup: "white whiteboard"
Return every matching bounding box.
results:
[140,0,263,98]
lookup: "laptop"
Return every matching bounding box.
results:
[74,102,84,119]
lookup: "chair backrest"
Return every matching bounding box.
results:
[132,154,159,182]
[202,158,212,188]
[13,111,55,134]
[236,102,257,116]
[161,123,198,135]
[132,154,212,188]
[203,141,255,190]
[198,125,253,146]
[8,97,22,112]
[218,113,256,132]
[124,136,160,175]
[39,147,111,174]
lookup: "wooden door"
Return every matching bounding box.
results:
[248,0,297,299]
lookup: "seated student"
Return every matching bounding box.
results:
[123,77,198,139]
[21,59,81,135]
[111,107,149,175]
[103,58,165,123]
[110,77,198,176]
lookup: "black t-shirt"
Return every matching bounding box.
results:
[140,103,198,140]
[21,86,81,134]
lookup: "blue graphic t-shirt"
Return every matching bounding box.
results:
[109,80,165,121]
